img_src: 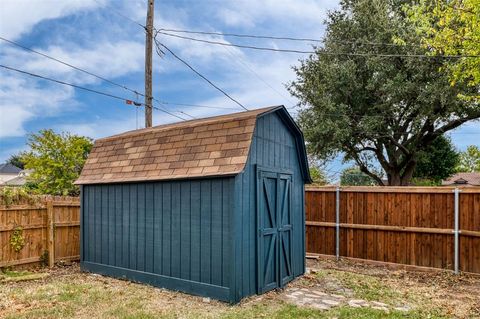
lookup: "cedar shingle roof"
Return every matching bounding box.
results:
[75,106,280,185]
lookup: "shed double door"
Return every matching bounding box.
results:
[257,169,293,293]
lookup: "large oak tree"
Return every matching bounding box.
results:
[289,0,479,186]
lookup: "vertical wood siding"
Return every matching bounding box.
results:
[234,112,305,300]
[82,177,234,300]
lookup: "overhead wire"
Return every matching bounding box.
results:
[157,31,316,54]
[90,3,479,120]
[158,101,239,110]
[89,1,250,114]
[0,35,196,121]
[156,31,480,59]
[0,36,143,96]
[8,2,476,124]
[154,35,249,111]
[1,51,474,131]
[157,28,421,48]
[220,44,296,107]
[157,28,325,43]
[64,3,234,117]
[2,64,476,136]
[0,64,188,121]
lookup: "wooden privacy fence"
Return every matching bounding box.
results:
[305,186,480,274]
[0,196,80,268]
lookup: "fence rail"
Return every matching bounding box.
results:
[0,196,80,268]
[305,186,480,274]
[2,187,479,273]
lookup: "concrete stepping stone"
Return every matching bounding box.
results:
[394,305,411,312]
[322,299,340,306]
[348,299,369,307]
[311,290,327,296]
[371,301,388,307]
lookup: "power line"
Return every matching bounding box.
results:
[3,48,469,126]
[0,64,187,121]
[157,31,316,54]
[158,28,324,43]
[0,36,143,97]
[221,45,296,107]
[159,101,239,110]
[2,62,477,135]
[154,39,249,111]
[0,35,196,121]
[157,28,418,48]
[157,31,480,59]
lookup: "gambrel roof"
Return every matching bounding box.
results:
[75,105,311,184]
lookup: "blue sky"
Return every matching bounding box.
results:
[0,0,478,182]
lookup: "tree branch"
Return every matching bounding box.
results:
[347,146,385,186]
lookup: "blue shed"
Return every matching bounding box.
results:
[75,105,311,303]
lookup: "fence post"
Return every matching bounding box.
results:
[46,200,55,267]
[453,188,460,274]
[335,187,340,260]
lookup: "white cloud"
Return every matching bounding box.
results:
[216,8,255,28]
[0,37,148,140]
[0,0,332,148]
[0,71,73,138]
[55,105,192,140]
[0,0,104,40]
[215,0,335,29]
[1,40,145,84]
[57,116,138,140]
[0,104,32,137]
[0,73,74,138]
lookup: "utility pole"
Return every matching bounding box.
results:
[144,0,154,128]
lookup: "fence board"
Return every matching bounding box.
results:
[306,186,480,274]
[0,196,79,268]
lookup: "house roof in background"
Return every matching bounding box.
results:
[3,175,26,186]
[0,163,22,174]
[75,106,282,185]
[442,172,480,186]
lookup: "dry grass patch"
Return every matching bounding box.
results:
[1,261,479,318]
[307,258,480,318]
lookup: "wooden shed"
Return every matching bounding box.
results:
[75,105,311,303]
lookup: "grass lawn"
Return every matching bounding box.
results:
[1,259,478,318]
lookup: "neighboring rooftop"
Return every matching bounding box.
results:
[76,106,284,185]
[2,175,27,186]
[0,163,22,174]
[442,172,480,187]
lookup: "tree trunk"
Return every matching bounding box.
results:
[385,160,417,186]
[400,160,416,186]
[387,171,402,186]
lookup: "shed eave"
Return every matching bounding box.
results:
[74,170,242,185]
